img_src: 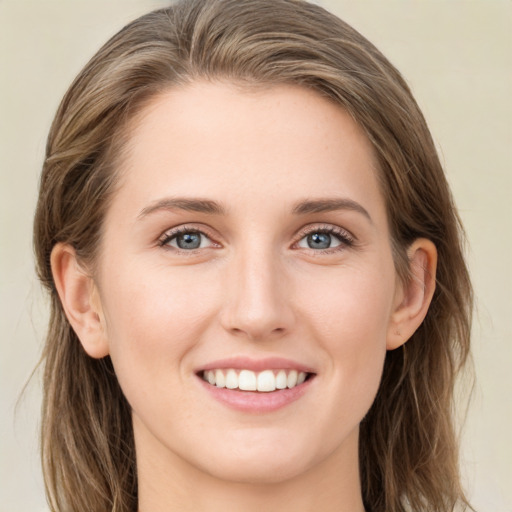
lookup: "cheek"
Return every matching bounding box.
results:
[99,265,219,383]
[301,263,395,344]
[298,263,394,397]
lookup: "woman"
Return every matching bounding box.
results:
[33,0,473,511]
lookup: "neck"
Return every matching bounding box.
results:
[136,423,365,512]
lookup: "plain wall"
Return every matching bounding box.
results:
[1,1,510,510]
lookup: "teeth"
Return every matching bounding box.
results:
[287,370,298,388]
[225,369,238,389]
[239,370,257,391]
[276,370,287,389]
[257,370,275,392]
[215,369,226,388]
[201,369,309,392]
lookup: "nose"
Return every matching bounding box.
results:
[219,245,295,342]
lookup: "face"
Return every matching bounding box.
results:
[93,82,402,484]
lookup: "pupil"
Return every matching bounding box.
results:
[177,232,201,249]
[308,232,331,249]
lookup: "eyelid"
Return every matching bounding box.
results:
[157,222,355,253]
[158,224,221,250]
[293,223,356,250]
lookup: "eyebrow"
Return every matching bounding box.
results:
[292,198,372,223]
[138,197,227,218]
[138,196,372,223]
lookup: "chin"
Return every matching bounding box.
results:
[191,432,328,486]
[202,455,312,486]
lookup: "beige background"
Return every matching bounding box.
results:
[1,1,510,510]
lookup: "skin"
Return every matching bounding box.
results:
[52,82,436,512]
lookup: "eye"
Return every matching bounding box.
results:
[296,226,353,251]
[159,228,215,250]
[298,232,341,250]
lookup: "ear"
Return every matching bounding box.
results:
[387,238,437,350]
[51,243,109,358]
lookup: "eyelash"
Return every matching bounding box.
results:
[294,224,355,253]
[158,226,217,250]
[158,224,355,253]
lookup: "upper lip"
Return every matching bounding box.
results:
[196,356,316,374]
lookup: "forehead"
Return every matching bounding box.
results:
[113,81,386,223]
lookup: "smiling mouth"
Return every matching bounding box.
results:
[200,368,313,392]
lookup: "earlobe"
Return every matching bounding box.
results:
[387,238,437,350]
[51,243,109,358]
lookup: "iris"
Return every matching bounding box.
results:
[307,232,332,249]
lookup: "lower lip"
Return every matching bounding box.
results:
[197,375,314,413]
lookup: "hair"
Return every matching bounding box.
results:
[33,0,473,511]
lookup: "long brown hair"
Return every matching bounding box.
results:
[34,1,473,510]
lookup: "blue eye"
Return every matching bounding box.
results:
[298,232,342,250]
[309,232,337,249]
[161,229,213,250]
[174,232,202,249]
[296,227,352,251]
